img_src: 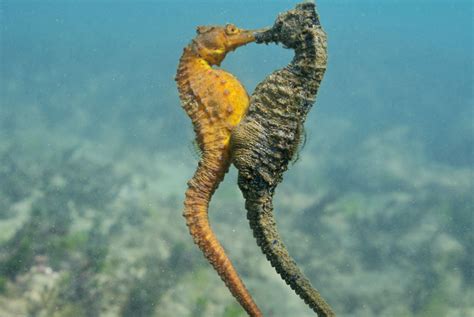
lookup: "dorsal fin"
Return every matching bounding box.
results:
[187,139,202,161]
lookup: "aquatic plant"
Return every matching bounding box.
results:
[120,243,193,317]
[0,147,122,278]
[48,219,107,317]
[0,143,41,208]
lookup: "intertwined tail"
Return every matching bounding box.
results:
[242,182,335,317]
[184,155,262,317]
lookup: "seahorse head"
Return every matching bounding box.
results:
[255,2,320,49]
[191,24,257,66]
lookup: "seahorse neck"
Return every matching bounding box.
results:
[290,44,317,76]
[176,46,214,106]
[178,46,211,76]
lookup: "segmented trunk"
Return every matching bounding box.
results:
[231,3,333,316]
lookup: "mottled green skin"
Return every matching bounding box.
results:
[231,3,333,316]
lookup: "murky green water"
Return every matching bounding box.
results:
[0,1,472,316]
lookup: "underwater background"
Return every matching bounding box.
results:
[0,1,472,316]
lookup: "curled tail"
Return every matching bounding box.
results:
[184,154,262,317]
[243,187,335,317]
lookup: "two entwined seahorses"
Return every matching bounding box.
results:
[175,3,332,316]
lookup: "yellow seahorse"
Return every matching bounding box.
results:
[175,24,262,317]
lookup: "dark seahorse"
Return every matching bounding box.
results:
[175,24,264,316]
[231,3,334,316]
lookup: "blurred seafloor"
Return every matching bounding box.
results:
[0,1,472,317]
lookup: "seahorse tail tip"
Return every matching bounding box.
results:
[246,202,336,316]
[183,194,264,317]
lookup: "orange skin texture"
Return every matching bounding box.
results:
[175,24,262,317]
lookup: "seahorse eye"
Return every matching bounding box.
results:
[225,23,239,35]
